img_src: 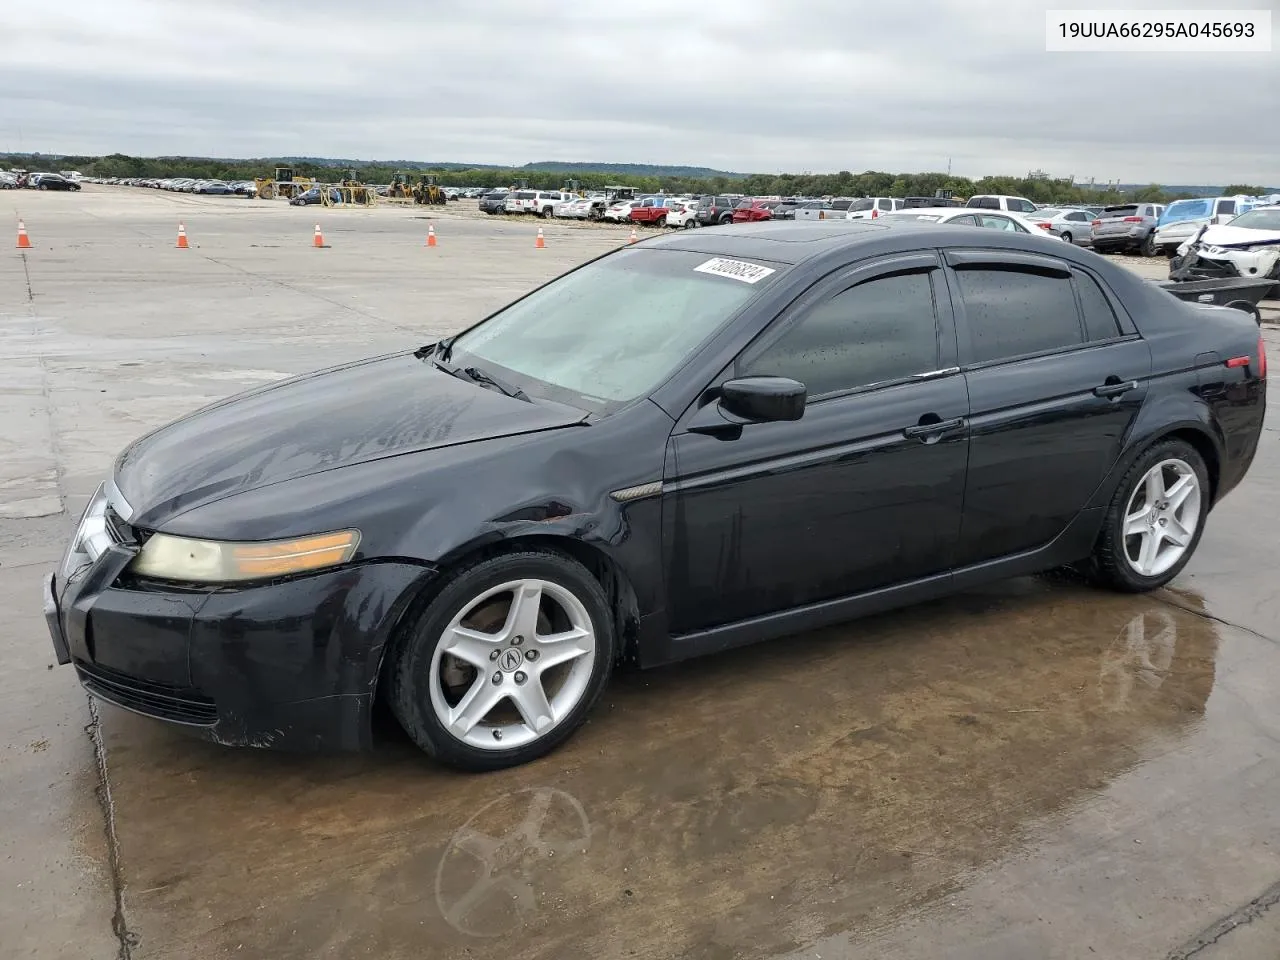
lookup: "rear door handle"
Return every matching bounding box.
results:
[1093,379,1138,399]
[903,417,966,440]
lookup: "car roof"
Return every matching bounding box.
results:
[639,217,1086,266]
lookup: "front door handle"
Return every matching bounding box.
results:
[903,416,966,440]
[1093,379,1138,399]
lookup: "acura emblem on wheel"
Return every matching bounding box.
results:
[500,649,523,671]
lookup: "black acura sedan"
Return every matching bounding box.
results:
[44,220,1266,770]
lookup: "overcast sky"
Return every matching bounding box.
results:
[1,0,1276,183]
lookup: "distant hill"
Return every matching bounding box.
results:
[267,157,746,178]
[520,161,746,179]
[1110,183,1280,197]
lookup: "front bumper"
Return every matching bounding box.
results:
[44,488,432,751]
[1186,246,1280,280]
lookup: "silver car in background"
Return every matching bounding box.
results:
[1033,207,1097,246]
[1090,202,1165,256]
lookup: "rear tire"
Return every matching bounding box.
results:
[1140,233,1157,257]
[1060,231,1073,244]
[1087,438,1209,593]
[388,549,615,771]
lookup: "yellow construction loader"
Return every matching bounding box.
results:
[387,172,446,205]
[254,166,313,200]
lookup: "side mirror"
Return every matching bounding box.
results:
[720,376,807,422]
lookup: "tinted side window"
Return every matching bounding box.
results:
[1219,200,1236,215]
[1015,199,1035,213]
[741,271,939,398]
[1076,272,1122,341]
[956,267,1083,363]
[977,197,1000,209]
[949,214,980,226]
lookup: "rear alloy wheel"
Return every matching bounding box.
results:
[1060,231,1073,244]
[389,550,614,770]
[1089,439,1209,592]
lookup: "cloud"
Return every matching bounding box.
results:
[0,0,1276,182]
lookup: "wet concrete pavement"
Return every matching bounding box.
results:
[3,187,1279,959]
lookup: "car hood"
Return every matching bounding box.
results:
[114,351,588,529]
[1195,224,1280,248]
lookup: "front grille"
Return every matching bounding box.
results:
[103,504,130,544]
[76,661,217,726]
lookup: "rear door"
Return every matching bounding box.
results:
[946,249,1152,567]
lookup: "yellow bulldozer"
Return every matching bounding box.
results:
[386,172,447,205]
[254,166,313,200]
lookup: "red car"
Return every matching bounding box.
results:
[732,199,777,223]
[629,196,677,225]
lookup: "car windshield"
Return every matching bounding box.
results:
[1102,206,1139,218]
[446,249,783,413]
[1036,208,1064,217]
[1158,199,1213,225]
[1225,208,1280,230]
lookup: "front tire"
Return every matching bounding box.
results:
[388,550,615,771]
[1089,439,1209,592]
[1140,233,1157,257]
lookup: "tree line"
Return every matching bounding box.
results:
[2,152,1267,206]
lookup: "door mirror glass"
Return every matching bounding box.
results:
[720,376,806,422]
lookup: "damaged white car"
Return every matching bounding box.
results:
[1171,206,1280,281]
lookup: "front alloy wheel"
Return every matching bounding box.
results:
[429,579,596,750]
[389,550,614,770]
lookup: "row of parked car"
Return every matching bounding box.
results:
[1,171,83,190]
[81,176,259,195]
[474,188,1280,261]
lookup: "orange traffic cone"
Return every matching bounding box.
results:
[16,219,31,249]
[426,224,437,247]
[176,222,189,248]
[313,223,326,248]
[535,228,545,249]
[628,226,638,243]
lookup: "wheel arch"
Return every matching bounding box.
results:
[370,534,643,710]
[1090,419,1223,519]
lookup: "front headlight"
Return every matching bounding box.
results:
[131,530,361,584]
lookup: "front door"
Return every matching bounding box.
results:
[945,249,1152,567]
[663,252,971,635]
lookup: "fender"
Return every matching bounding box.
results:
[1086,390,1224,515]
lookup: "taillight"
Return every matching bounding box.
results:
[1123,216,1143,222]
[1259,336,1268,378]
[1036,222,1052,230]
[1092,220,1101,227]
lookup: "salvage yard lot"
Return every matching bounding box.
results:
[4,186,1280,960]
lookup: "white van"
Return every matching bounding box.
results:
[965,195,1039,214]
[844,197,904,219]
[1152,196,1263,258]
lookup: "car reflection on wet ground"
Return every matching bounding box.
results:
[2,188,1279,960]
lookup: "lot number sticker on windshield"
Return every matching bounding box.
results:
[694,257,776,284]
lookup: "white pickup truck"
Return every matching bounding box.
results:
[790,197,904,221]
[790,200,840,221]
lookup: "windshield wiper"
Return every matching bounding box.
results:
[460,365,530,402]
[412,335,458,362]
